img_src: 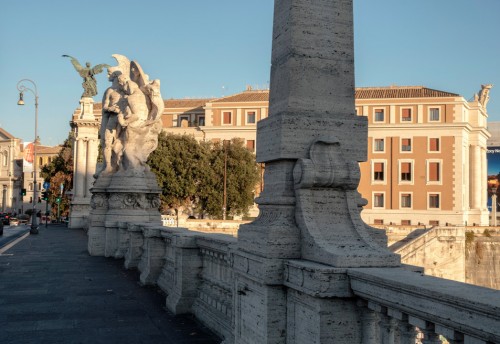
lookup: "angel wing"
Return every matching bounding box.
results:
[92,63,110,75]
[62,54,85,75]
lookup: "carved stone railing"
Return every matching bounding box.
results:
[99,221,500,344]
[193,234,237,343]
[348,268,500,343]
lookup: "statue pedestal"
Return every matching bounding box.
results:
[87,171,162,256]
[68,97,99,229]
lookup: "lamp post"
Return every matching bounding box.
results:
[17,79,39,234]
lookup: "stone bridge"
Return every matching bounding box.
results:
[84,0,500,343]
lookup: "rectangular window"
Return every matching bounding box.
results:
[197,116,205,126]
[401,138,411,152]
[246,140,255,152]
[429,220,439,226]
[401,220,411,225]
[374,109,385,122]
[430,108,440,121]
[429,138,440,152]
[246,111,256,124]
[401,194,412,208]
[429,194,440,208]
[401,162,412,181]
[429,162,440,182]
[374,219,384,225]
[402,108,412,122]
[373,162,384,181]
[223,111,232,124]
[374,193,384,208]
[374,139,384,152]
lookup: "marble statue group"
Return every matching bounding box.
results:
[65,54,163,177]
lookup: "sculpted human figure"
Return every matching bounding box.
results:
[478,84,493,108]
[62,55,109,98]
[96,54,163,176]
[99,67,124,174]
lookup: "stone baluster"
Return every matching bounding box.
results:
[409,317,441,344]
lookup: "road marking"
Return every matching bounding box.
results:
[0,232,30,254]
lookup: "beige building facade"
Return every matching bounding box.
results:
[89,85,489,226]
[356,86,490,226]
[0,127,61,215]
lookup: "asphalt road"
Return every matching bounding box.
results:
[0,224,220,344]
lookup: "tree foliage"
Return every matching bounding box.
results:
[200,139,259,218]
[40,133,73,218]
[147,133,259,218]
[148,132,210,213]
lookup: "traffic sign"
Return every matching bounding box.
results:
[43,181,50,189]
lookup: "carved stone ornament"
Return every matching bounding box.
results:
[293,137,400,268]
[90,193,108,210]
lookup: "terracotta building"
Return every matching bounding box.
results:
[147,85,492,226]
[356,86,490,226]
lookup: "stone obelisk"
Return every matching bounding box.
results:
[233,1,400,342]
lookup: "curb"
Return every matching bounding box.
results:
[0,226,31,252]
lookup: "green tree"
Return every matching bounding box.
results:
[147,132,210,215]
[40,133,73,219]
[201,138,259,218]
[147,134,259,219]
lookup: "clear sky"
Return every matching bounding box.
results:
[1,0,499,146]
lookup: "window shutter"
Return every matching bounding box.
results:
[429,162,440,181]
[374,162,383,172]
[402,109,411,118]
[401,162,411,173]
[430,138,439,151]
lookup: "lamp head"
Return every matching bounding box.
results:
[17,92,25,106]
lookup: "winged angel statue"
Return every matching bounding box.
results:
[62,55,110,97]
[96,54,164,176]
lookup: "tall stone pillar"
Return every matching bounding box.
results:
[481,147,487,209]
[69,97,100,229]
[472,145,481,210]
[234,1,399,343]
[86,138,98,198]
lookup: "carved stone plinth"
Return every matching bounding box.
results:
[87,171,161,256]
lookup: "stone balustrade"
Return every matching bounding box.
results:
[349,268,500,344]
[101,221,499,343]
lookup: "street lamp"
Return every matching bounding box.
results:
[17,79,39,234]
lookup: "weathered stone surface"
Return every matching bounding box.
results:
[348,267,500,343]
[124,223,144,269]
[138,225,165,285]
[158,228,203,314]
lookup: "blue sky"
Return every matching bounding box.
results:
[1,0,499,146]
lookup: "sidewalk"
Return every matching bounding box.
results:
[0,224,220,344]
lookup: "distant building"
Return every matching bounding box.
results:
[90,85,490,226]
[356,86,489,226]
[0,127,61,215]
[0,128,22,214]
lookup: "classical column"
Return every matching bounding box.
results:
[75,138,86,198]
[481,147,487,210]
[85,138,98,198]
[472,145,481,210]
